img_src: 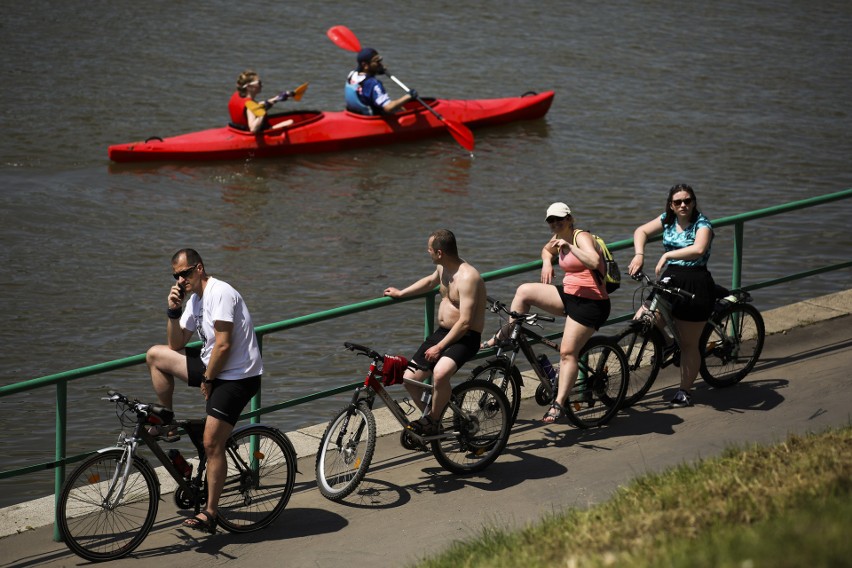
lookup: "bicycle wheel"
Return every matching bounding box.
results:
[315,401,376,502]
[217,425,296,533]
[432,379,511,474]
[58,449,159,562]
[467,358,522,426]
[700,303,765,388]
[563,336,628,429]
[615,324,665,407]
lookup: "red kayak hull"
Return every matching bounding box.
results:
[107,91,554,162]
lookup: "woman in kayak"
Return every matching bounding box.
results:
[229,70,294,133]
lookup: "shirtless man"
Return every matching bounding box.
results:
[383,229,487,435]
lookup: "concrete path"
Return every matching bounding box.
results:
[2,290,851,568]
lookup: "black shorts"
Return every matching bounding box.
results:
[661,265,716,322]
[554,285,611,330]
[411,327,482,371]
[205,376,261,425]
[185,346,261,425]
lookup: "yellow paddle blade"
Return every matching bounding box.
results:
[292,82,309,102]
[244,99,266,118]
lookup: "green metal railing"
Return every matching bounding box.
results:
[1,188,850,540]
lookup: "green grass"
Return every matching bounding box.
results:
[412,425,852,568]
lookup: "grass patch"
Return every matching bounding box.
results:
[412,425,852,568]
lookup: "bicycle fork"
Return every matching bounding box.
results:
[101,439,137,510]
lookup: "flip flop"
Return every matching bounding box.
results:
[542,401,567,424]
[182,510,217,534]
[407,415,443,436]
[147,424,181,443]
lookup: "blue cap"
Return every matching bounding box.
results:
[357,47,378,65]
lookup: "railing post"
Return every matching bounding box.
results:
[732,221,744,290]
[252,333,262,425]
[424,294,436,339]
[53,381,67,542]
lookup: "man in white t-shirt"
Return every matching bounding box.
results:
[146,248,262,534]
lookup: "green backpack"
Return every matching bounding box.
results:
[573,229,621,293]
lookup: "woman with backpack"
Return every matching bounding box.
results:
[483,202,611,424]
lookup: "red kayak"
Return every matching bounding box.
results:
[107,91,554,162]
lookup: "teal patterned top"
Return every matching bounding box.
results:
[661,212,713,267]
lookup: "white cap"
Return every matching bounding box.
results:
[545,202,571,220]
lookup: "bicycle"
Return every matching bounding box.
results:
[315,341,512,502]
[611,271,766,407]
[57,390,296,562]
[468,297,629,429]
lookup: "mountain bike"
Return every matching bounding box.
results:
[57,390,296,562]
[611,271,765,407]
[315,341,512,502]
[468,297,629,429]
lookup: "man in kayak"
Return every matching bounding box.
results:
[229,69,294,133]
[345,48,415,115]
[383,230,487,435]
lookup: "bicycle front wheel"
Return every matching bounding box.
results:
[58,449,159,562]
[564,337,628,429]
[615,324,665,407]
[700,303,765,388]
[315,401,376,502]
[467,358,522,426]
[432,379,511,474]
[217,425,296,533]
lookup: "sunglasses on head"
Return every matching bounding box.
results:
[173,264,197,280]
[671,198,693,206]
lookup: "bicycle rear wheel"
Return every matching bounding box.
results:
[615,324,665,407]
[700,303,765,388]
[315,401,376,501]
[564,337,628,429]
[467,358,522,426]
[217,425,296,533]
[432,379,511,474]
[58,449,159,562]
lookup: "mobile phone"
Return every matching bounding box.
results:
[178,282,185,299]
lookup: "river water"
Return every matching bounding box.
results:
[1,0,851,507]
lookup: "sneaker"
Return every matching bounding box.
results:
[668,389,693,408]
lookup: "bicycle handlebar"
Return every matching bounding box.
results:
[343,342,429,371]
[630,271,695,300]
[486,296,556,324]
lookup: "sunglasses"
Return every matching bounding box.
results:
[546,216,567,224]
[671,198,694,207]
[173,264,198,280]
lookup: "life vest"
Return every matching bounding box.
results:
[228,91,249,127]
[344,70,373,115]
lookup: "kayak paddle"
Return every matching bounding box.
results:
[326,25,475,152]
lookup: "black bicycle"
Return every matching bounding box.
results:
[611,272,766,407]
[469,297,629,429]
[58,391,297,562]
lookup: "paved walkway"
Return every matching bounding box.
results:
[2,290,851,568]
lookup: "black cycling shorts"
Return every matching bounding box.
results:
[661,265,716,322]
[185,346,261,425]
[411,327,482,371]
[554,285,612,330]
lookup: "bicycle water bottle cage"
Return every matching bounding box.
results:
[381,354,409,386]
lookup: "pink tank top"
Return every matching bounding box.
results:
[558,241,608,300]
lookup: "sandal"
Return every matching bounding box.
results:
[407,414,443,437]
[542,401,566,424]
[182,510,217,534]
[147,424,180,443]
